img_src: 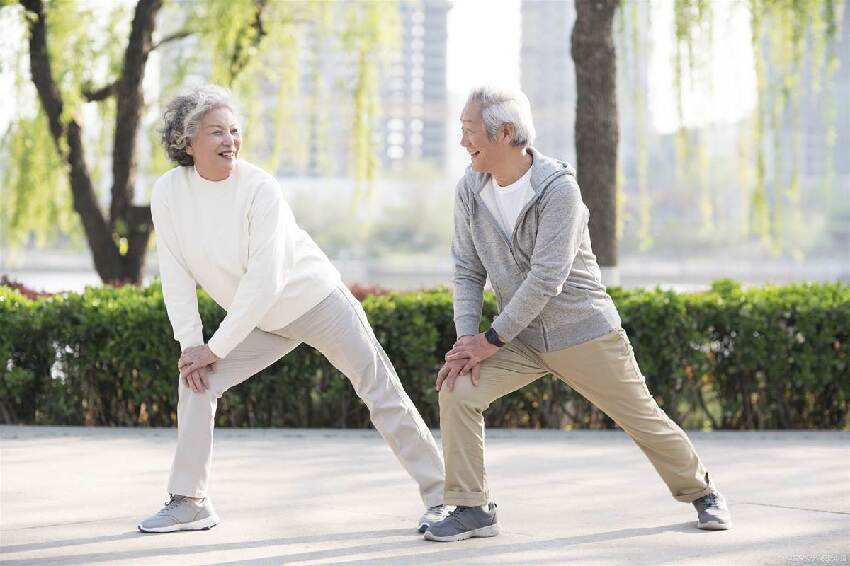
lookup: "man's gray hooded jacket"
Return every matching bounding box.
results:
[452,147,621,352]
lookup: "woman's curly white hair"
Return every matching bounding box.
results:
[159,85,234,166]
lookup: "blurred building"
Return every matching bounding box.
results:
[381,0,451,171]
[520,0,576,164]
[283,0,451,177]
[520,0,651,180]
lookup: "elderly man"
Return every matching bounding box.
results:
[423,86,731,543]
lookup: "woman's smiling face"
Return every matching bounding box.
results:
[187,106,242,181]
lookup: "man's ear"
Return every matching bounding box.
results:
[501,123,515,145]
[186,143,194,156]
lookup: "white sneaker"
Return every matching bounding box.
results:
[138,495,220,533]
[418,504,451,533]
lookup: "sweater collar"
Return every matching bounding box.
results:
[191,161,239,188]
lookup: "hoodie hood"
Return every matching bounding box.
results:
[461,146,576,215]
[463,146,575,195]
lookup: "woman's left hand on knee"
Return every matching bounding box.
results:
[178,345,220,380]
[183,366,211,393]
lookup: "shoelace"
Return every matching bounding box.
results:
[700,492,721,508]
[441,505,473,528]
[159,495,187,514]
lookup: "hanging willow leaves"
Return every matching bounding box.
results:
[817,0,843,201]
[615,4,628,244]
[341,0,400,198]
[1,0,400,284]
[1,112,76,248]
[753,0,842,254]
[615,0,652,249]
[671,0,714,235]
[633,0,652,249]
[632,0,845,253]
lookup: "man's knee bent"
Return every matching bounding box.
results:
[439,375,489,412]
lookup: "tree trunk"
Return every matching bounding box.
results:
[22,0,120,281]
[22,0,159,285]
[571,0,619,269]
[109,0,161,283]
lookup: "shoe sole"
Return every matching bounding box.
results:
[138,514,220,533]
[698,520,731,531]
[423,524,500,542]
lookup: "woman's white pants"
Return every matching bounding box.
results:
[166,285,446,507]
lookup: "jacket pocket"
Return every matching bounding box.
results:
[545,288,597,324]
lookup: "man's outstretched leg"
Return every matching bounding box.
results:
[542,329,731,530]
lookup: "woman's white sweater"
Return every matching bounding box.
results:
[150,160,341,358]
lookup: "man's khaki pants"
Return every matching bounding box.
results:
[440,328,713,506]
[167,285,446,508]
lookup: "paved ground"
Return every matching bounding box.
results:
[1,427,848,565]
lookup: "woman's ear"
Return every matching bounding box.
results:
[185,143,194,156]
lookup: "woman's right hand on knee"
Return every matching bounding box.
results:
[182,366,211,393]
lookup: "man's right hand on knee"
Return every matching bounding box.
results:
[436,358,480,391]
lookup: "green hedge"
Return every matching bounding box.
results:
[1,280,847,429]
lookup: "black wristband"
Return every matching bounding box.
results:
[485,327,505,347]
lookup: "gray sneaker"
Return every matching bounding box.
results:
[138,495,220,533]
[423,503,499,542]
[693,491,731,530]
[418,504,451,533]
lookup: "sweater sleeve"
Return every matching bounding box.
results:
[150,181,205,352]
[491,176,588,342]
[206,181,294,358]
[451,179,487,338]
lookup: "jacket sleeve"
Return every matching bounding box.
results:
[206,181,295,359]
[150,183,204,352]
[491,175,588,342]
[451,178,488,338]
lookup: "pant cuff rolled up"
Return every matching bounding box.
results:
[167,482,207,499]
[673,472,714,503]
[424,491,445,508]
[444,489,488,507]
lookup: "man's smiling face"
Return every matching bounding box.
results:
[460,102,503,173]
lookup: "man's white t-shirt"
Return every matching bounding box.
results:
[480,166,534,239]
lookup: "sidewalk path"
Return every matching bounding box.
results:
[2,427,848,565]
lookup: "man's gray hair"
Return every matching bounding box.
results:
[466,86,536,146]
[160,85,235,166]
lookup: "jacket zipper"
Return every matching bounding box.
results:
[508,169,567,351]
[471,168,570,349]
[473,192,522,270]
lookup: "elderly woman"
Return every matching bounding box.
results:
[138,85,447,533]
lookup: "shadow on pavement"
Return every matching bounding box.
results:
[212,523,698,566]
[1,528,415,565]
